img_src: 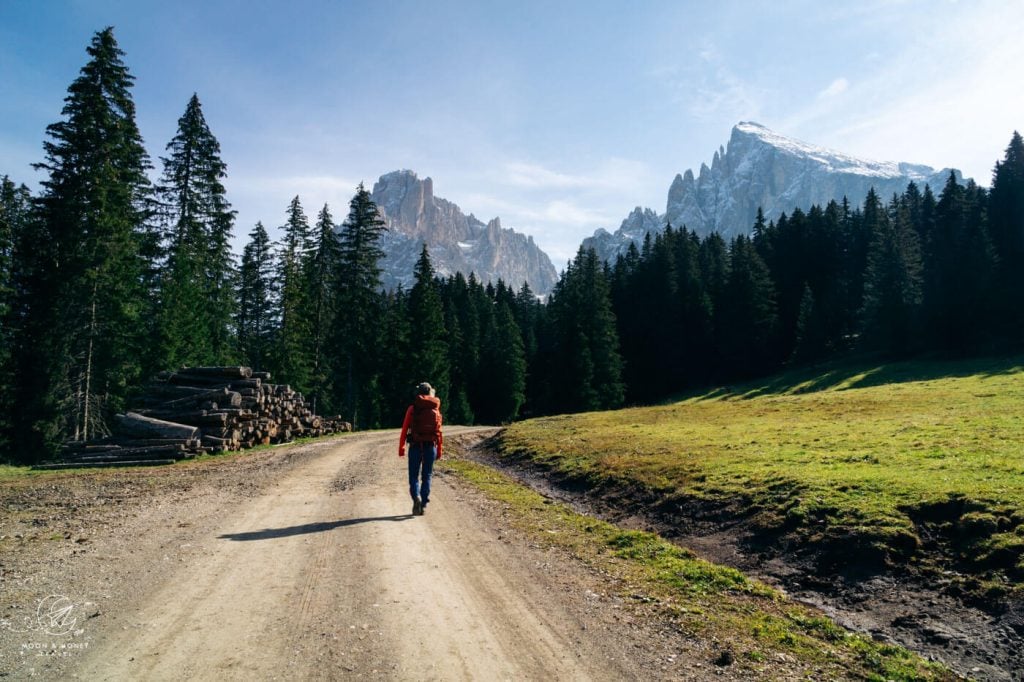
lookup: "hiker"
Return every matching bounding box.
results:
[398,382,443,516]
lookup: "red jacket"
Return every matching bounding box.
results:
[398,395,443,459]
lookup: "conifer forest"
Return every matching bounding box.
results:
[2,28,1023,464]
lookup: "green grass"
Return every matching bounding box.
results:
[502,354,1024,594]
[446,457,955,680]
[0,464,52,479]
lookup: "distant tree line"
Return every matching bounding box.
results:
[2,27,1024,464]
[606,150,1024,405]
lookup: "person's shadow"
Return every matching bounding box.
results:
[217,515,413,541]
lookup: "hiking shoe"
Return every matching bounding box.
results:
[413,498,422,516]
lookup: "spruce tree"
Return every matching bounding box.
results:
[698,232,730,342]
[860,190,922,354]
[513,282,543,415]
[811,200,850,352]
[674,228,715,387]
[407,245,449,401]
[331,183,387,427]
[442,292,474,425]
[989,132,1024,339]
[546,247,624,413]
[478,301,527,423]
[0,177,33,456]
[0,177,31,353]
[718,235,779,378]
[236,222,277,371]
[840,198,870,340]
[378,287,414,424]
[275,196,312,390]
[791,284,829,363]
[13,27,155,456]
[463,273,490,408]
[304,203,340,413]
[155,94,236,370]
[926,176,994,351]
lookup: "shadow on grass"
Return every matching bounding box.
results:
[218,514,413,541]
[690,353,1024,402]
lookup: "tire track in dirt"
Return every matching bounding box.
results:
[296,526,332,626]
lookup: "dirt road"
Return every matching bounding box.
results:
[57,428,667,680]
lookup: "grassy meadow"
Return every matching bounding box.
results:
[501,355,1024,596]
[445,457,954,680]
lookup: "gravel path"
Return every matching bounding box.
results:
[2,429,717,680]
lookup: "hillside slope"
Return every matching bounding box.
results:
[499,355,1024,679]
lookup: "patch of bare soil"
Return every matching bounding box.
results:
[0,439,343,679]
[473,437,1023,682]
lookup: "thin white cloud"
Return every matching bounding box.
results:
[818,78,848,99]
[460,192,616,230]
[656,39,764,123]
[689,66,762,121]
[499,158,654,195]
[503,162,594,189]
[785,3,1024,183]
[536,200,610,227]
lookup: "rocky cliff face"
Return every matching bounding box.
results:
[584,122,963,263]
[583,207,663,263]
[370,170,558,295]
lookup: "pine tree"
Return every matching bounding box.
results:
[438,278,470,424]
[275,196,312,390]
[407,245,449,401]
[989,132,1024,339]
[0,177,31,351]
[463,273,490,409]
[860,190,922,354]
[236,222,277,371]
[698,232,730,334]
[673,228,715,387]
[512,282,543,415]
[304,203,340,413]
[331,183,387,427]
[442,292,474,425]
[0,177,33,456]
[791,284,828,363]
[925,176,994,351]
[378,287,414,424]
[12,28,155,457]
[718,235,779,378]
[155,94,236,370]
[545,247,624,413]
[629,228,680,401]
[811,200,850,352]
[478,301,527,423]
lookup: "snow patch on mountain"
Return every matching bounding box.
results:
[582,122,964,263]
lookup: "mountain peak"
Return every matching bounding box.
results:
[729,122,935,181]
[582,122,964,263]
[369,170,557,294]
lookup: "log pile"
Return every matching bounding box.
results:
[140,366,351,451]
[36,366,351,470]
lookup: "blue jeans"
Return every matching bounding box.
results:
[408,442,436,504]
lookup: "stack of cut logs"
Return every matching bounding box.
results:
[37,366,351,469]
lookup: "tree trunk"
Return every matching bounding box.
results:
[113,412,199,440]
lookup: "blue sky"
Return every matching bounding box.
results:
[2,0,1022,264]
